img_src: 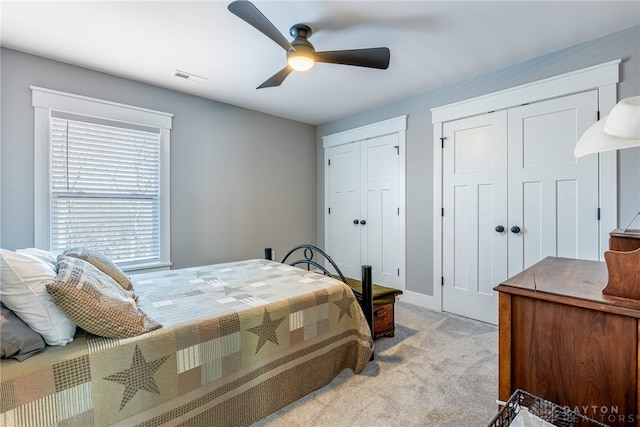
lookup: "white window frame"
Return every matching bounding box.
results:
[32,86,172,273]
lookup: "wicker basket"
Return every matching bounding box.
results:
[487,389,610,427]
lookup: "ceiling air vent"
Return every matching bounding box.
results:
[174,70,207,83]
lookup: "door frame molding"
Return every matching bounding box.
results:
[323,115,407,291]
[430,60,620,313]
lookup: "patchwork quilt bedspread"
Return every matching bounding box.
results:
[1,259,373,427]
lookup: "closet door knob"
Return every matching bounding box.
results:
[511,226,521,234]
[495,225,505,233]
[360,220,367,225]
[353,219,359,225]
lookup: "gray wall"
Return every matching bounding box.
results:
[1,48,317,269]
[2,26,638,293]
[317,25,640,297]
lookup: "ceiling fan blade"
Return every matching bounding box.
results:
[228,0,293,52]
[257,66,294,89]
[315,48,390,69]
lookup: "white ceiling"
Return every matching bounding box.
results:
[1,1,638,125]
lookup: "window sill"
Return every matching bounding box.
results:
[122,261,172,275]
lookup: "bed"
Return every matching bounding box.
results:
[277,244,402,339]
[0,247,374,427]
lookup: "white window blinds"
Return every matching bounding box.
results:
[50,111,162,265]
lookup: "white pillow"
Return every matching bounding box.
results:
[15,248,58,271]
[0,249,76,345]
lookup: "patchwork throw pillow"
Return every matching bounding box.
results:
[47,256,161,338]
[0,249,76,345]
[1,303,46,361]
[63,247,133,290]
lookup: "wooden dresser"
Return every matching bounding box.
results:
[495,257,640,427]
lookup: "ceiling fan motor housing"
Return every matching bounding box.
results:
[288,24,315,68]
[290,24,313,43]
[289,24,315,53]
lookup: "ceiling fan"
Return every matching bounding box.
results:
[227,0,391,89]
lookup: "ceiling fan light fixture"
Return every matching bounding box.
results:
[288,55,314,72]
[287,47,315,72]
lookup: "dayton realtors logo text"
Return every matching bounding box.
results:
[566,405,638,424]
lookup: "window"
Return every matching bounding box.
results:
[50,112,161,265]
[33,87,172,272]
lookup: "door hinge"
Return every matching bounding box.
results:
[440,137,447,148]
[328,207,331,214]
[441,208,444,217]
[328,159,331,166]
[394,145,399,155]
[597,111,600,121]
[397,207,400,215]
[597,207,601,221]
[441,276,444,287]
[397,268,400,277]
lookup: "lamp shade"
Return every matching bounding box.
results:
[574,96,640,158]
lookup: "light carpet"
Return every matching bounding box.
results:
[252,301,499,427]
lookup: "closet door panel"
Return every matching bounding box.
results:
[453,184,473,292]
[507,90,599,277]
[521,181,543,270]
[556,180,579,258]
[478,183,498,295]
[361,134,401,288]
[327,143,361,280]
[442,111,508,324]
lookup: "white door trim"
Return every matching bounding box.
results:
[431,59,620,123]
[323,115,407,148]
[431,60,620,315]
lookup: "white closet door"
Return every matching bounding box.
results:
[361,134,401,288]
[442,111,508,324]
[327,143,361,280]
[507,90,600,276]
[441,90,600,325]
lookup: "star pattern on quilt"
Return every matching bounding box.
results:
[333,288,354,322]
[247,308,285,354]
[103,345,170,411]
